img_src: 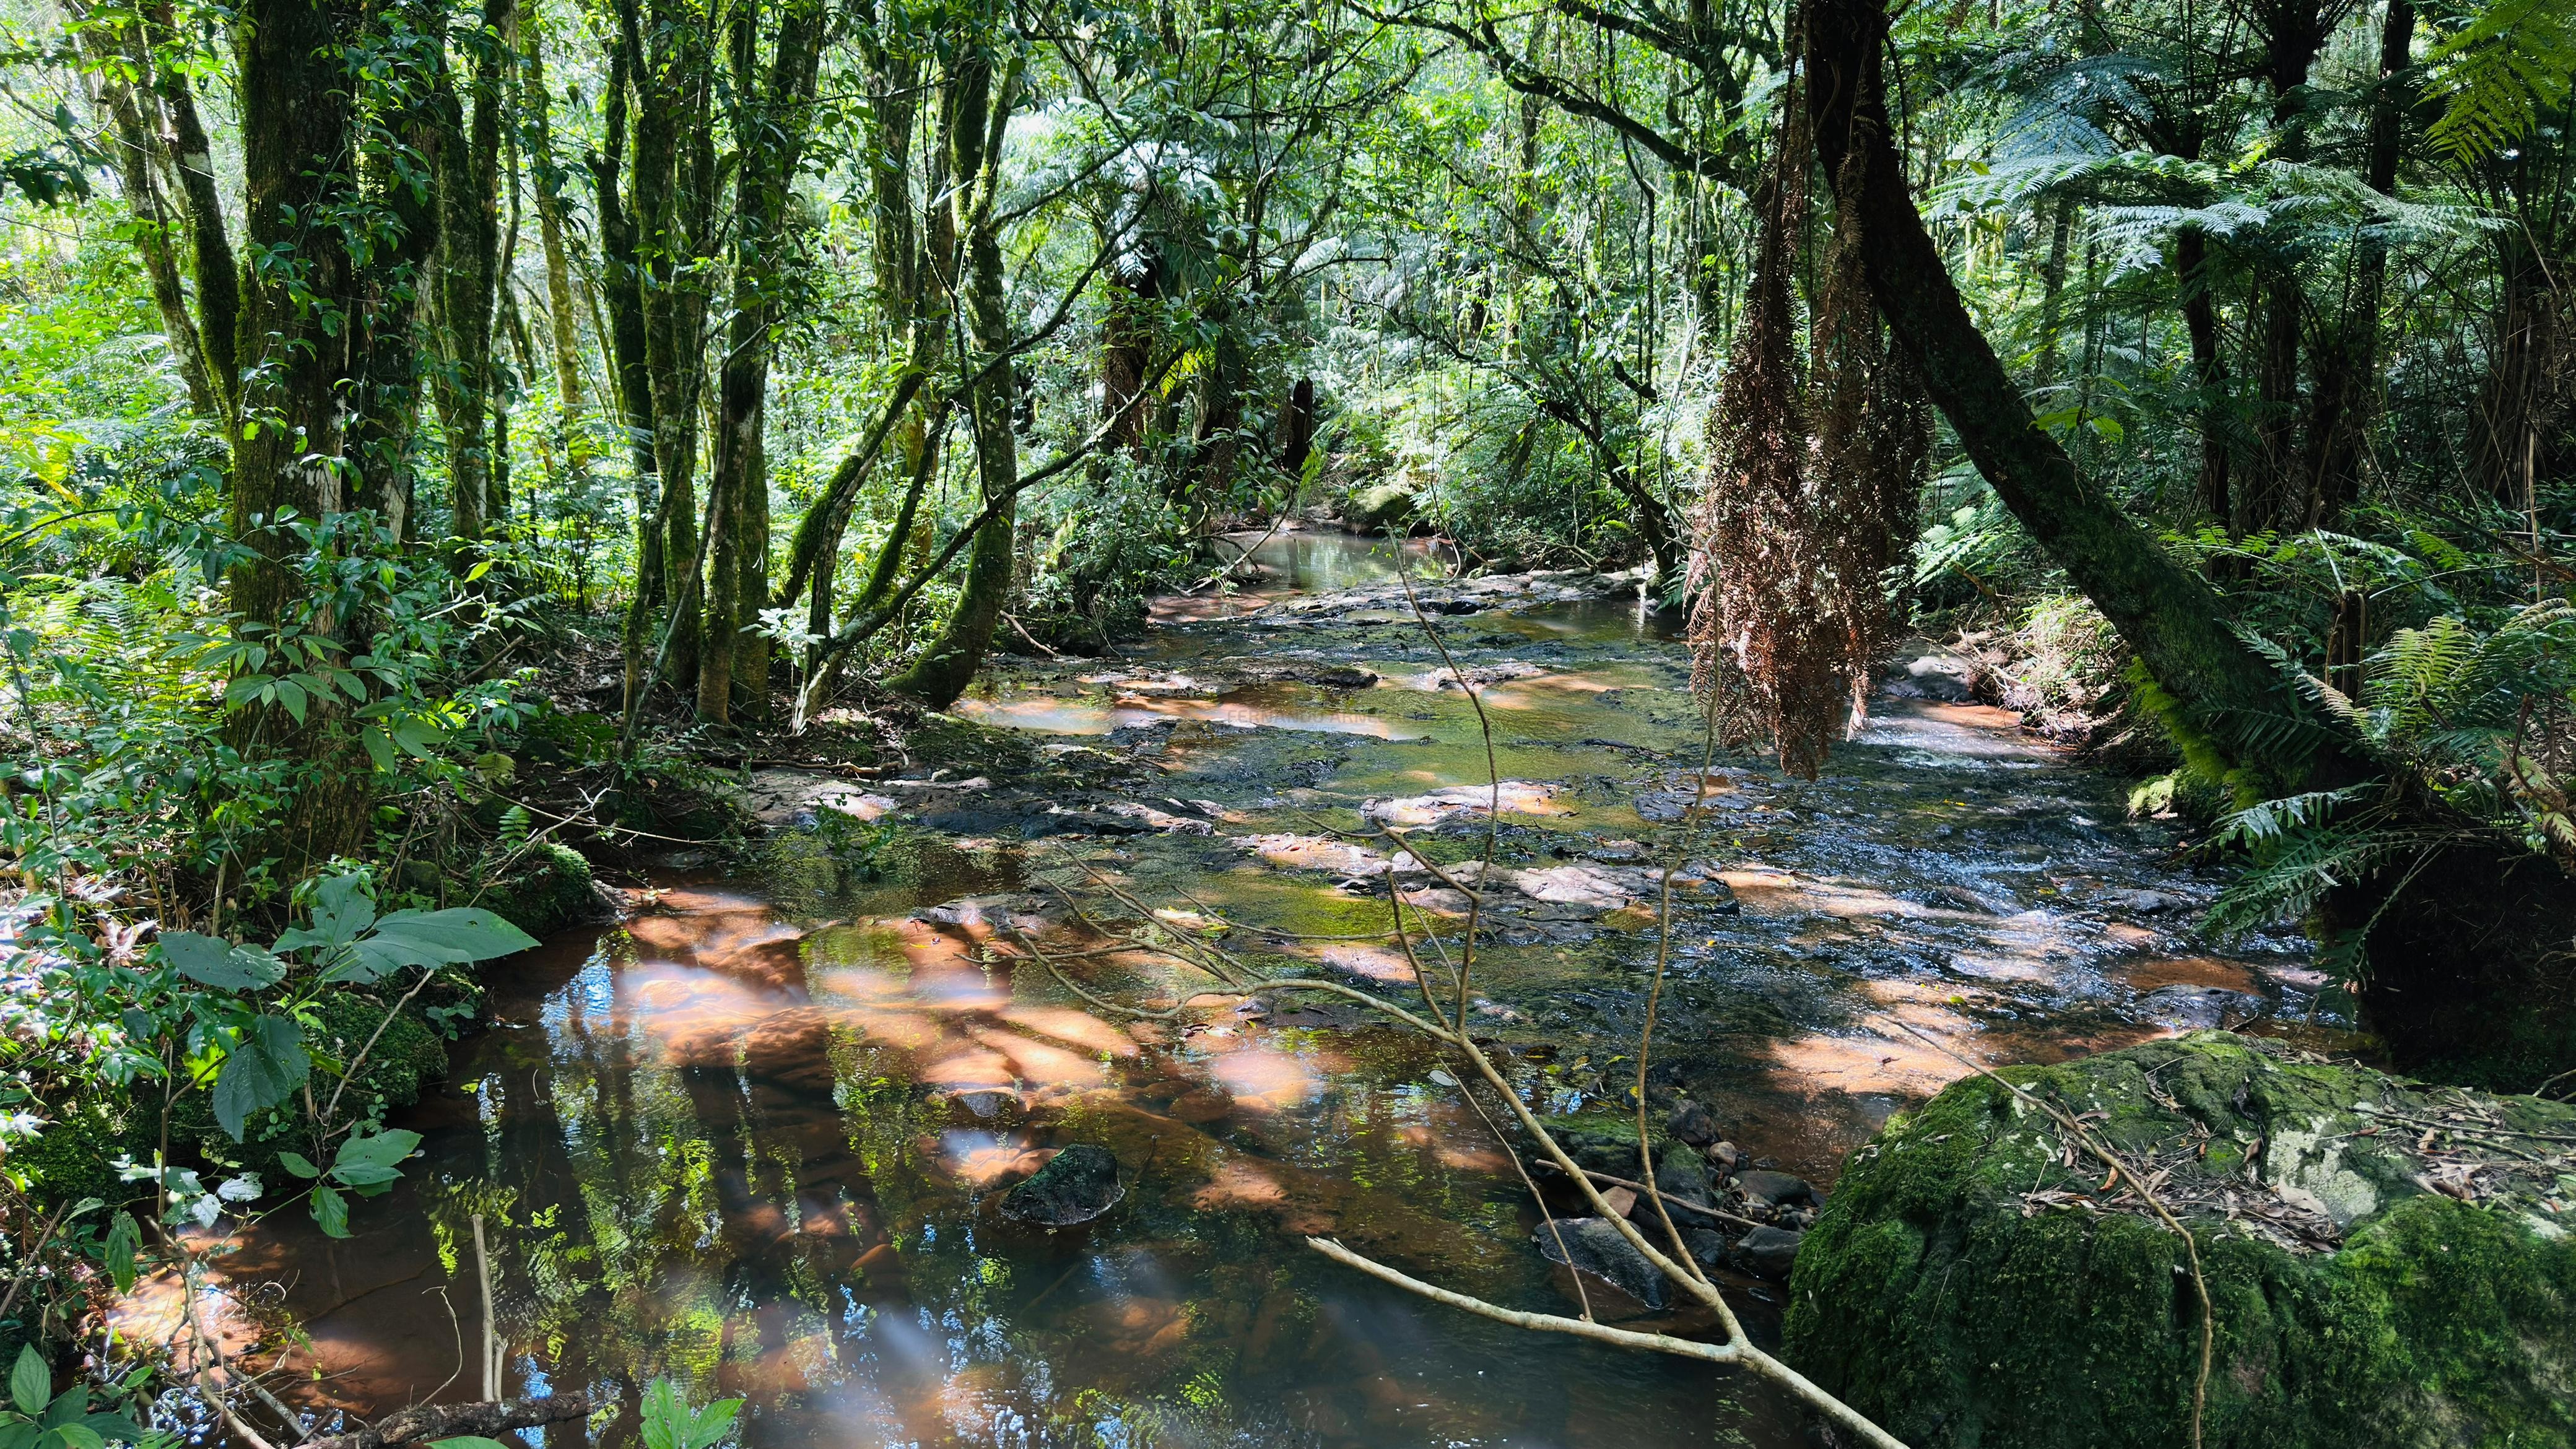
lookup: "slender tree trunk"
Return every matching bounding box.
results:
[695,0,827,723]
[595,9,664,713]
[2030,196,2073,393]
[147,0,240,422]
[76,33,217,417]
[2176,228,2232,523]
[2243,0,2330,532]
[890,44,1019,706]
[518,1,591,472]
[429,0,513,543]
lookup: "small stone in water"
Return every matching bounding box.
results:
[1427,1068,1458,1087]
[999,1144,1125,1228]
[1667,1100,1720,1146]
[1533,1217,1666,1310]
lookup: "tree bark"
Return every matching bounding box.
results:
[595,6,664,715]
[429,0,513,543]
[2176,228,2232,523]
[695,0,827,723]
[230,0,377,867]
[889,43,1019,707]
[1802,0,2361,785]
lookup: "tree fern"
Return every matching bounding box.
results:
[2424,0,2576,159]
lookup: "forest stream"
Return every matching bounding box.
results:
[150,531,2325,1449]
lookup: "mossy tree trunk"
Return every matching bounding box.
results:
[695,0,827,724]
[428,0,512,544]
[889,33,1019,708]
[1801,0,2360,790]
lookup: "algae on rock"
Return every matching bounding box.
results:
[1785,1031,2576,1448]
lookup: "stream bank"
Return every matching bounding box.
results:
[167,528,2327,1449]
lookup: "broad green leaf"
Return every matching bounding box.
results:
[10,1346,47,1417]
[276,1152,320,1180]
[310,874,376,949]
[687,1399,742,1449]
[360,727,396,773]
[102,1214,137,1294]
[45,1425,101,1449]
[350,908,537,979]
[38,1390,83,1430]
[328,1129,420,1189]
[310,1183,349,1238]
[160,933,284,991]
[210,1016,309,1141]
[73,1416,142,1447]
[430,1438,513,1449]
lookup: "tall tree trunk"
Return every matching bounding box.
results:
[2176,228,2232,523]
[2474,162,2565,505]
[1802,0,2362,786]
[596,6,664,714]
[637,0,716,692]
[75,28,217,417]
[147,0,240,421]
[2030,196,2073,393]
[696,0,827,723]
[429,0,513,542]
[2243,0,2330,533]
[889,43,1018,706]
[518,0,591,472]
[2301,0,2414,525]
[231,0,375,866]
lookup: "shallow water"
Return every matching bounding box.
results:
[195,530,2318,1448]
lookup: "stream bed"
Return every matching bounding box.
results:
[188,529,2322,1448]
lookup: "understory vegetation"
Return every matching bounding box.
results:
[0,0,2566,1432]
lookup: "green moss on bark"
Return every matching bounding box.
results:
[1785,1032,2576,1448]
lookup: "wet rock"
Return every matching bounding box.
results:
[1705,1140,1744,1173]
[2096,887,2181,914]
[1731,1225,1804,1281]
[1533,1217,1667,1310]
[1653,1156,1712,1208]
[999,1144,1126,1227]
[2135,982,2266,1030]
[1682,1227,1730,1276]
[1733,1169,1816,1209]
[1666,1100,1720,1147]
[1312,664,1380,688]
[914,894,1065,935]
[1346,481,1417,532]
[1895,653,1977,702]
[1925,886,2013,915]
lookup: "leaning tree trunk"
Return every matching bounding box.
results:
[888,44,1017,707]
[1800,0,2361,789]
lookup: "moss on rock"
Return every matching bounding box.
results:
[1785,1032,2576,1448]
[479,840,602,939]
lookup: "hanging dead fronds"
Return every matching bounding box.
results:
[1689,98,1934,776]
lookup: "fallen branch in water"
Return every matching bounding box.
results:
[298,1392,595,1449]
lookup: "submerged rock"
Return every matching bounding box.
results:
[1533,1217,1668,1310]
[1786,1031,2576,1448]
[999,1144,1126,1227]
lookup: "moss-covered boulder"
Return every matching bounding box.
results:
[479,840,603,939]
[1786,1032,2576,1448]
